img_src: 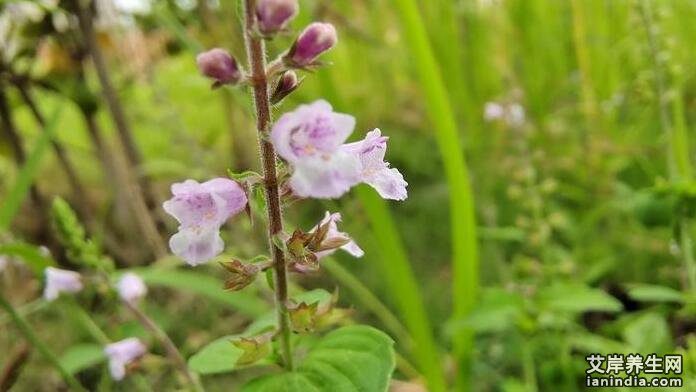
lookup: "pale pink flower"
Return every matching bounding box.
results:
[314,212,364,259]
[117,273,147,304]
[43,267,83,301]
[342,129,408,200]
[271,100,360,198]
[163,178,247,265]
[104,338,147,381]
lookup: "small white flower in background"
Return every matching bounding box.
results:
[483,101,526,128]
[484,102,505,121]
[104,338,147,381]
[117,273,147,304]
[507,103,526,127]
[43,267,83,301]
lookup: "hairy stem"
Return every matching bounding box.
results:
[123,300,204,391]
[242,0,293,370]
[0,294,87,392]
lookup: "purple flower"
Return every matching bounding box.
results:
[163,178,247,265]
[104,338,147,381]
[117,273,147,304]
[342,129,408,200]
[196,48,242,87]
[288,22,337,66]
[256,0,298,34]
[43,267,83,301]
[271,100,360,198]
[313,212,364,259]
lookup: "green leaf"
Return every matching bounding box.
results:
[538,283,623,313]
[622,312,672,353]
[0,243,55,276]
[450,289,523,333]
[292,289,333,307]
[188,336,243,374]
[627,284,683,303]
[130,268,268,317]
[242,325,395,392]
[59,344,106,375]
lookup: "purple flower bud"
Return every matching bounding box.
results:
[271,70,299,104]
[256,0,298,35]
[196,48,242,87]
[104,338,147,380]
[287,23,337,67]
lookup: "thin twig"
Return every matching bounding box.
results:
[75,0,168,246]
[242,0,294,370]
[123,300,204,392]
[13,81,96,227]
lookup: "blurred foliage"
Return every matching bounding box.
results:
[1,0,696,391]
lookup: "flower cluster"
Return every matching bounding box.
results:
[271,100,407,199]
[164,0,409,269]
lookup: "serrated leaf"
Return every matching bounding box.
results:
[627,284,683,303]
[242,325,395,392]
[188,336,243,374]
[538,283,623,313]
[59,344,106,374]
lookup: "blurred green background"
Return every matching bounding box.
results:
[2,0,696,390]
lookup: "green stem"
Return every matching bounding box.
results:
[391,0,480,389]
[322,258,412,346]
[123,301,205,392]
[0,294,87,392]
[640,0,696,289]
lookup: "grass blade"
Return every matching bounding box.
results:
[0,101,64,231]
[390,0,480,389]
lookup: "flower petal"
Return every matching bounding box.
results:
[365,167,408,201]
[169,228,224,266]
[289,153,360,199]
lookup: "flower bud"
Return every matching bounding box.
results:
[286,22,337,67]
[271,71,299,104]
[196,48,242,88]
[256,0,298,35]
